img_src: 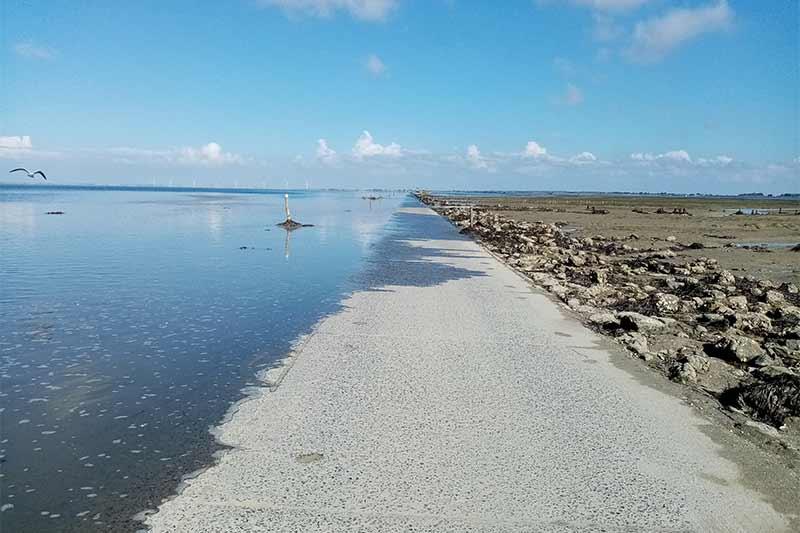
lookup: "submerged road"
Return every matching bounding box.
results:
[147,205,791,532]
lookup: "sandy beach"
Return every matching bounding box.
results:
[144,204,798,532]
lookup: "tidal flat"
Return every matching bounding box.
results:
[434,194,800,284]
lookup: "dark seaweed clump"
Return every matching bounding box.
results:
[722,374,800,426]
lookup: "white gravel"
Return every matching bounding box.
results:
[145,206,789,532]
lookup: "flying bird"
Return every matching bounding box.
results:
[9,168,47,180]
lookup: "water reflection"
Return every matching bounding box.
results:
[0,187,403,533]
[0,203,38,236]
[206,208,224,241]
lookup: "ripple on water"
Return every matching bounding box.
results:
[0,188,404,532]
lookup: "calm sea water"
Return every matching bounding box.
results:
[0,186,404,532]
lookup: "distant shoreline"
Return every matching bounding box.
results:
[1,183,798,199]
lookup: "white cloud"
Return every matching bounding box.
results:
[630,150,692,163]
[466,144,489,170]
[523,141,549,159]
[0,135,41,159]
[661,149,691,162]
[316,138,338,164]
[13,42,55,60]
[520,142,598,165]
[563,83,584,105]
[627,0,733,63]
[631,150,737,166]
[110,142,243,166]
[571,0,649,11]
[181,142,242,165]
[258,0,397,21]
[539,0,649,12]
[365,54,387,77]
[571,151,597,163]
[352,130,402,158]
[697,155,733,166]
[0,135,33,150]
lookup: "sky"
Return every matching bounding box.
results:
[1,0,798,192]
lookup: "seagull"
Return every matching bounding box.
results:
[9,168,47,180]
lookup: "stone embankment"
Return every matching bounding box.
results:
[417,193,800,432]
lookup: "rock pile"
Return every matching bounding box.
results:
[418,194,800,429]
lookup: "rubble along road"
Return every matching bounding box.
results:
[146,205,795,533]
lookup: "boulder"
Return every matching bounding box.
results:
[670,362,697,384]
[617,312,667,332]
[589,312,620,329]
[566,298,582,310]
[752,365,795,380]
[732,312,772,335]
[751,354,777,368]
[651,292,681,314]
[665,279,684,291]
[715,270,736,286]
[698,313,728,328]
[591,270,607,285]
[567,254,586,267]
[550,284,568,301]
[708,289,727,302]
[763,290,784,305]
[620,332,649,355]
[530,273,556,285]
[576,304,599,315]
[684,353,710,373]
[705,333,765,363]
[779,282,798,295]
[727,295,749,311]
[773,306,800,328]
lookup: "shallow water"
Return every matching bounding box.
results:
[0,186,403,532]
[733,242,797,249]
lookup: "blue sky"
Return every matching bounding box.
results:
[1,0,798,192]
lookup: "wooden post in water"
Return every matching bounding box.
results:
[284,194,292,223]
[470,205,475,227]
